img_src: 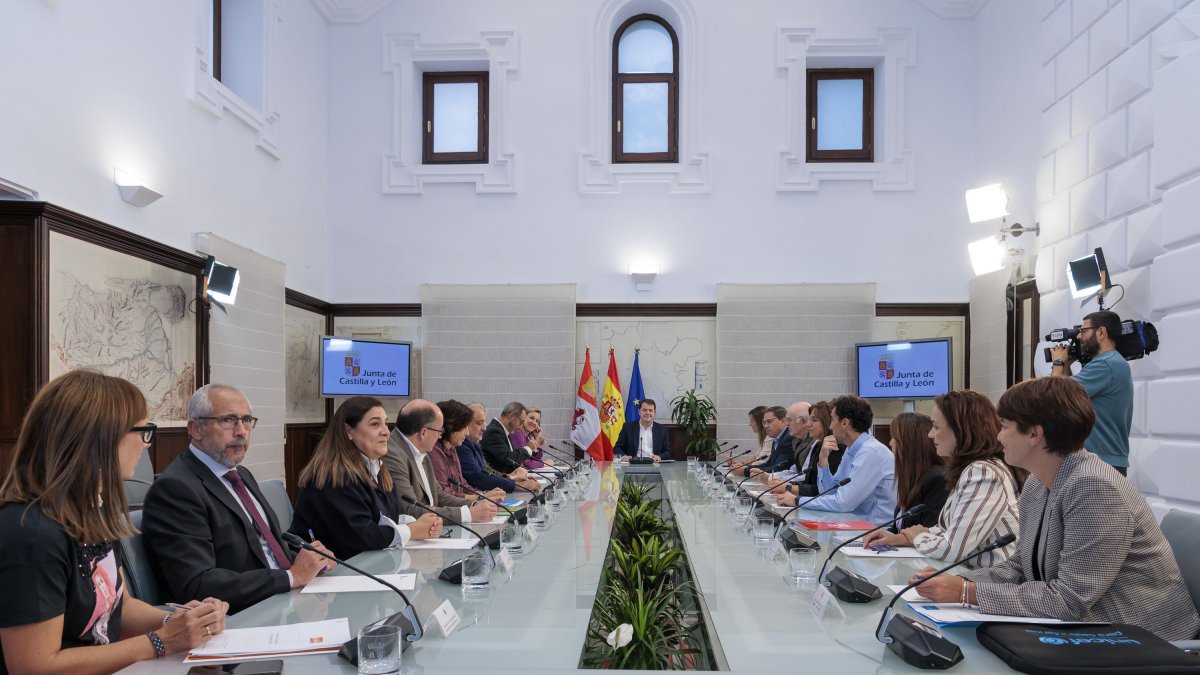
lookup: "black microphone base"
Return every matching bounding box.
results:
[510,507,528,524]
[338,610,416,664]
[884,614,964,669]
[439,560,465,584]
[482,530,501,549]
[826,566,883,603]
[628,457,655,465]
[779,527,820,551]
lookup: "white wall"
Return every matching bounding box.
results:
[323,0,992,304]
[1033,0,1200,513]
[0,0,330,297]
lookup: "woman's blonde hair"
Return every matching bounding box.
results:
[0,369,146,544]
[299,396,392,492]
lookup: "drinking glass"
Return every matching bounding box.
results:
[787,547,818,588]
[357,624,402,674]
[527,501,547,528]
[546,487,565,513]
[721,482,736,510]
[501,520,524,554]
[735,496,753,525]
[753,516,775,557]
[461,550,490,593]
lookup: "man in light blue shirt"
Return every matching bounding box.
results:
[805,395,896,524]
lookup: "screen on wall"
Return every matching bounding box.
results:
[320,336,412,398]
[855,337,952,400]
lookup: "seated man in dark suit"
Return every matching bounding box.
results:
[385,399,498,523]
[614,399,671,461]
[739,405,793,477]
[142,384,334,614]
[457,402,542,494]
[480,402,537,474]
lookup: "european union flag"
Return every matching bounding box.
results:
[625,349,646,423]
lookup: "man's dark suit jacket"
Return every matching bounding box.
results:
[481,419,527,474]
[795,437,846,496]
[383,434,474,521]
[613,421,671,458]
[456,437,516,492]
[142,450,292,614]
[743,428,793,476]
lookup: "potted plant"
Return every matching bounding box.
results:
[669,390,718,461]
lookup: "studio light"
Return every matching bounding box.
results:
[203,255,240,312]
[964,183,1039,276]
[968,236,1005,276]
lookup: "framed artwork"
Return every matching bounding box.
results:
[48,231,199,426]
[285,304,327,423]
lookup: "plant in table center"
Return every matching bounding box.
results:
[669,390,718,461]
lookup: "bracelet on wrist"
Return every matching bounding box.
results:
[147,630,167,658]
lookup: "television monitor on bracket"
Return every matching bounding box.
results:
[319,336,412,398]
[855,337,952,400]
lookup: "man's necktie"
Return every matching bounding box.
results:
[223,469,292,570]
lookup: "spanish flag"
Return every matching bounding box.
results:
[571,347,605,460]
[599,348,625,458]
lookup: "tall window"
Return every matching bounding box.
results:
[1006,280,1040,387]
[806,68,874,162]
[422,72,489,164]
[214,0,265,112]
[612,15,678,164]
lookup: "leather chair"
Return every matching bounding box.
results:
[118,509,162,606]
[259,479,293,533]
[1161,509,1200,646]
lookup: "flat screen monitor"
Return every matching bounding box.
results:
[320,336,412,398]
[855,337,952,400]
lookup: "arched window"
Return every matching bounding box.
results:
[612,14,678,164]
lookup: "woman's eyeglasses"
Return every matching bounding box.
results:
[131,423,158,444]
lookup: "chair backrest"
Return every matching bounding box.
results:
[119,509,161,606]
[1161,509,1200,626]
[259,479,293,532]
[123,449,155,508]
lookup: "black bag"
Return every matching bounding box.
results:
[976,622,1200,674]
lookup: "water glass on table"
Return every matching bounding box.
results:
[753,516,775,557]
[501,520,524,554]
[786,547,817,588]
[358,623,402,674]
[461,549,490,594]
[735,496,753,525]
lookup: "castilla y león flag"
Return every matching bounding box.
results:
[571,347,605,460]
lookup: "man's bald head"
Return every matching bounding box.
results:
[787,401,812,438]
[395,399,444,452]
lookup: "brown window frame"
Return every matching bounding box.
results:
[213,0,223,81]
[422,71,489,165]
[1006,279,1041,388]
[612,14,679,164]
[806,68,874,163]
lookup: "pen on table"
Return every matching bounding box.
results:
[307,528,315,542]
[165,602,191,613]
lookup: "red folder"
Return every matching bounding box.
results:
[794,520,876,531]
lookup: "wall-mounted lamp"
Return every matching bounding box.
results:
[114,168,163,207]
[965,183,1039,277]
[203,255,240,313]
[629,263,659,291]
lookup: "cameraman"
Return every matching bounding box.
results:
[1050,310,1133,474]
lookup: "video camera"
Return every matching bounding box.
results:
[1043,320,1159,365]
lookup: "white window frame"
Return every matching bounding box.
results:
[579,0,710,195]
[191,0,282,159]
[775,27,915,192]
[382,32,518,194]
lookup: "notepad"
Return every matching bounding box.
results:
[403,537,480,550]
[183,618,351,663]
[841,546,929,559]
[886,586,1085,627]
[301,573,416,593]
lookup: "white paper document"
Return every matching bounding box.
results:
[841,546,930,559]
[403,537,480,550]
[886,586,1082,626]
[301,573,416,593]
[477,514,511,526]
[183,618,351,663]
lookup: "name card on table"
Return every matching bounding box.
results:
[811,585,846,620]
[431,599,461,637]
[495,550,515,574]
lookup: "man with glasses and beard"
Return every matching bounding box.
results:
[1050,310,1133,475]
[143,385,336,613]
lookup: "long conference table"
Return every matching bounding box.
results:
[119,462,1015,673]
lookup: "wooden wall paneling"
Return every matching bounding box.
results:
[284,423,327,500]
[150,428,192,474]
[576,303,716,317]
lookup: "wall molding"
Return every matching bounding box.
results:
[578,0,710,194]
[307,0,396,24]
[0,177,39,201]
[331,303,422,317]
[577,303,717,317]
[912,0,989,20]
[381,32,519,194]
[775,27,916,192]
[191,0,283,159]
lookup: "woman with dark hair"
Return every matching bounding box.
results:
[912,378,1198,640]
[729,406,769,471]
[0,370,227,675]
[864,390,1018,568]
[775,401,845,505]
[431,399,505,502]
[290,396,441,560]
[884,413,945,532]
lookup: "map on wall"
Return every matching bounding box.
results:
[285,304,326,423]
[575,318,717,422]
[48,232,197,426]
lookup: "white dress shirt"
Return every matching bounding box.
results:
[363,454,414,548]
[638,423,655,458]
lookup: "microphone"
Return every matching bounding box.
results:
[751,475,803,509]
[281,532,422,662]
[815,504,928,603]
[543,443,581,467]
[874,534,1016,670]
[716,446,750,470]
[450,478,527,524]
[773,477,852,549]
[399,495,496,584]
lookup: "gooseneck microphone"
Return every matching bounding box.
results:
[281,532,422,661]
[773,477,852,549]
[543,443,582,467]
[874,534,1017,670]
[715,446,750,476]
[450,478,527,523]
[815,504,928,603]
[399,495,496,584]
[752,475,803,509]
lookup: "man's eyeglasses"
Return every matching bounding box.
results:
[131,423,158,444]
[423,425,445,435]
[196,415,259,430]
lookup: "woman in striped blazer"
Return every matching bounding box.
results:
[912,377,1199,640]
[864,389,1020,569]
